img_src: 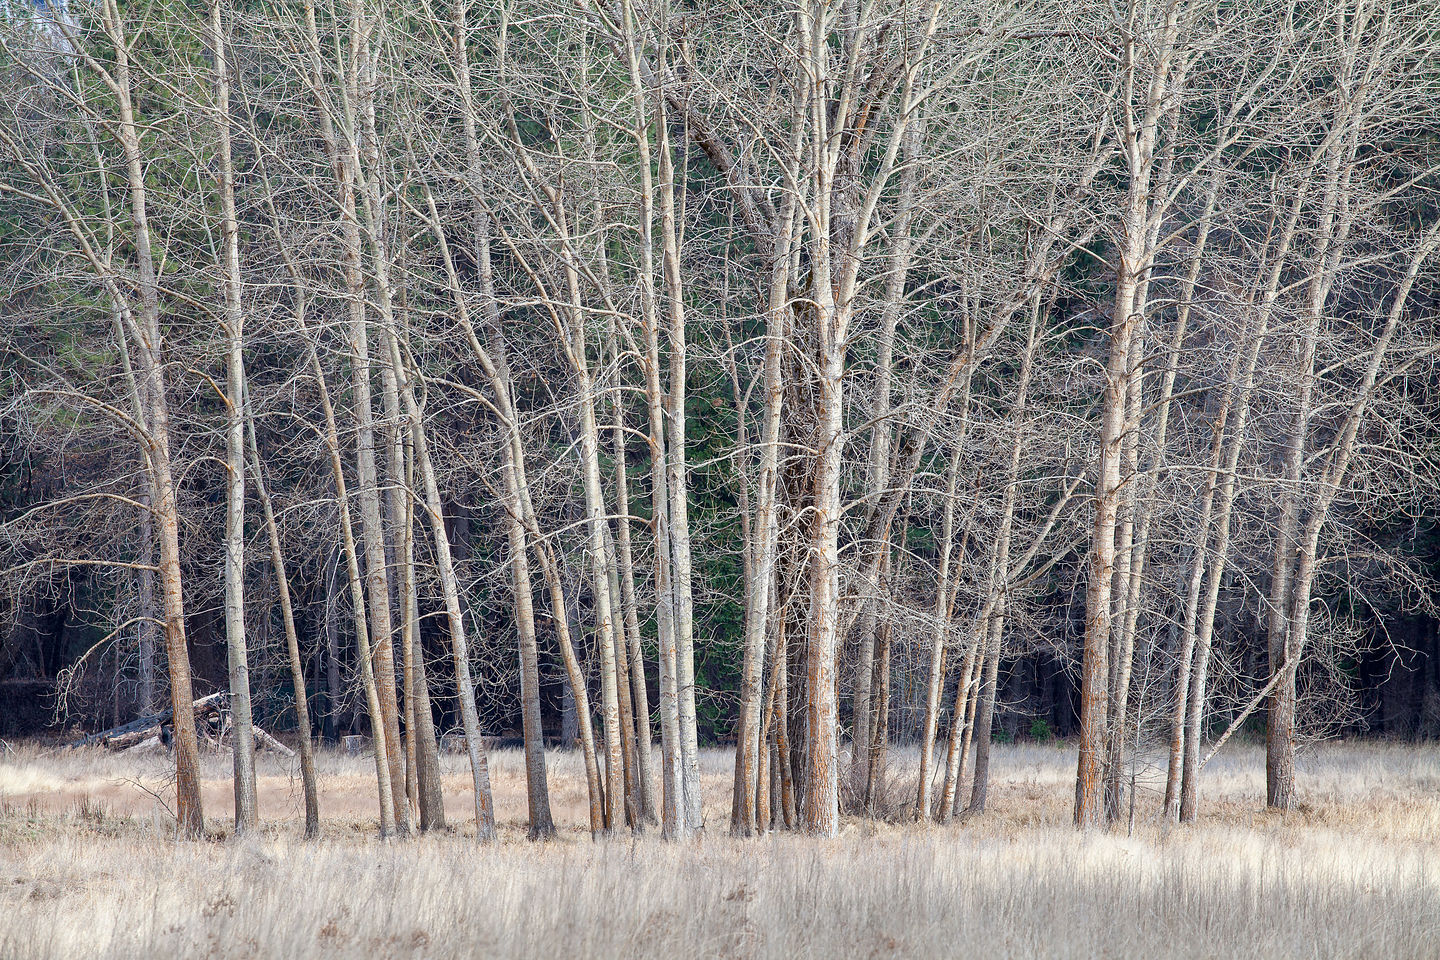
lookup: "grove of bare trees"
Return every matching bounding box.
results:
[1,0,1438,839]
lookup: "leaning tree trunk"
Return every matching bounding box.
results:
[429,9,558,836]
[302,0,406,833]
[914,441,964,819]
[245,405,320,837]
[368,162,497,837]
[254,131,393,833]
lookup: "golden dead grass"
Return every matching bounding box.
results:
[2,741,1439,958]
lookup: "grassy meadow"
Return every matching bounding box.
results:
[2,741,1438,958]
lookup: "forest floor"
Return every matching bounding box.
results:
[1,740,1438,958]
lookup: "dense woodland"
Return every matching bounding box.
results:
[1,0,1439,838]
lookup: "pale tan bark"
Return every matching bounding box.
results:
[410,0,558,837]
[609,5,685,835]
[914,441,964,819]
[307,334,396,839]
[606,321,657,826]
[1267,14,1373,807]
[397,423,445,831]
[731,191,799,835]
[210,0,257,835]
[384,336,498,840]
[346,44,497,834]
[938,622,984,822]
[253,133,394,836]
[1077,0,1184,828]
[244,401,320,837]
[965,296,1042,816]
[340,10,410,835]
[965,599,1006,816]
[1268,214,1440,809]
[1164,164,1308,819]
[849,117,923,790]
[295,0,405,833]
[95,0,203,835]
[1102,319,1144,824]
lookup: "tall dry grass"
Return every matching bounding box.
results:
[2,742,1439,958]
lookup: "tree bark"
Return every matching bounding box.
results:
[245,401,320,837]
[210,0,258,835]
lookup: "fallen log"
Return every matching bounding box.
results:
[68,710,170,749]
[69,692,294,756]
[252,726,295,757]
[107,725,164,750]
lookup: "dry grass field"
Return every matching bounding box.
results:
[2,740,1439,958]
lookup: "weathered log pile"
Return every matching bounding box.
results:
[67,693,294,756]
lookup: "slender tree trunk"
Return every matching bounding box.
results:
[849,119,922,791]
[605,526,641,828]
[137,496,157,717]
[504,459,557,839]
[574,352,626,833]
[607,324,657,826]
[324,551,342,743]
[651,71,705,836]
[245,403,320,837]
[381,318,498,840]
[914,445,965,819]
[299,0,405,833]
[538,542,606,836]
[864,593,894,809]
[774,612,797,829]
[938,625,983,822]
[398,429,446,831]
[256,126,396,831]
[312,351,396,838]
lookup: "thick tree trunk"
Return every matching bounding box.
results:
[211,0,257,834]
[1077,264,1141,828]
[966,602,1005,816]
[802,304,846,837]
[503,461,557,839]
[731,223,794,835]
[1102,320,1144,824]
[99,0,203,835]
